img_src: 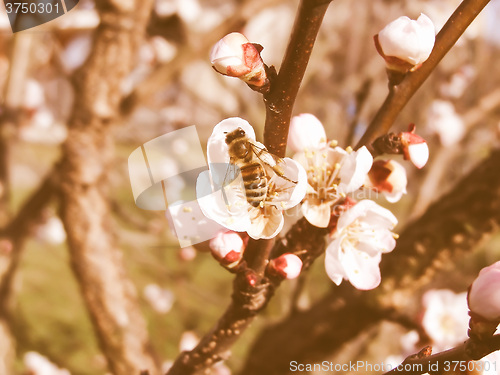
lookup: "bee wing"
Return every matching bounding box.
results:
[217,159,247,208]
[221,159,241,188]
[250,142,298,184]
[248,141,293,181]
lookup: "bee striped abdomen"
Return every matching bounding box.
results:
[225,127,272,208]
[239,162,267,206]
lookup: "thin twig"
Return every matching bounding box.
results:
[355,0,491,150]
[382,335,500,375]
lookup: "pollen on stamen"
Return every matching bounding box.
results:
[393,233,400,239]
[334,163,341,170]
[259,201,264,208]
[345,146,353,154]
[329,140,338,148]
[183,206,193,213]
[340,192,346,198]
[280,202,286,209]
[322,153,327,158]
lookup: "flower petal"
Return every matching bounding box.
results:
[267,158,307,209]
[338,146,373,194]
[196,170,251,232]
[247,206,284,239]
[325,238,347,285]
[302,200,331,228]
[342,249,382,290]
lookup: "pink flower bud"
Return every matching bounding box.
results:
[209,231,245,267]
[210,32,268,89]
[268,253,303,280]
[287,113,327,152]
[468,261,500,322]
[400,125,429,169]
[366,160,407,203]
[376,13,435,71]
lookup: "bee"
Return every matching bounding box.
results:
[223,127,296,208]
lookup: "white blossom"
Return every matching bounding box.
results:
[421,289,469,351]
[290,115,373,228]
[325,200,397,290]
[196,118,307,240]
[427,100,465,147]
[179,331,199,352]
[143,284,175,314]
[24,352,71,375]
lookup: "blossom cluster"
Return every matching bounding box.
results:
[182,13,438,290]
[194,112,412,290]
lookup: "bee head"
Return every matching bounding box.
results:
[225,127,246,144]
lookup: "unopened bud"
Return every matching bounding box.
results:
[209,231,246,268]
[400,124,429,169]
[210,32,268,91]
[268,253,303,280]
[375,14,435,72]
[468,261,500,328]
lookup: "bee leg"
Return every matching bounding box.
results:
[271,166,297,184]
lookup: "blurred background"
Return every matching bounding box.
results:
[1,0,500,374]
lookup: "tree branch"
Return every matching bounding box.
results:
[382,335,500,375]
[263,0,332,157]
[355,0,491,150]
[58,2,159,375]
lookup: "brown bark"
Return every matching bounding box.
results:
[241,148,500,375]
[58,2,159,375]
